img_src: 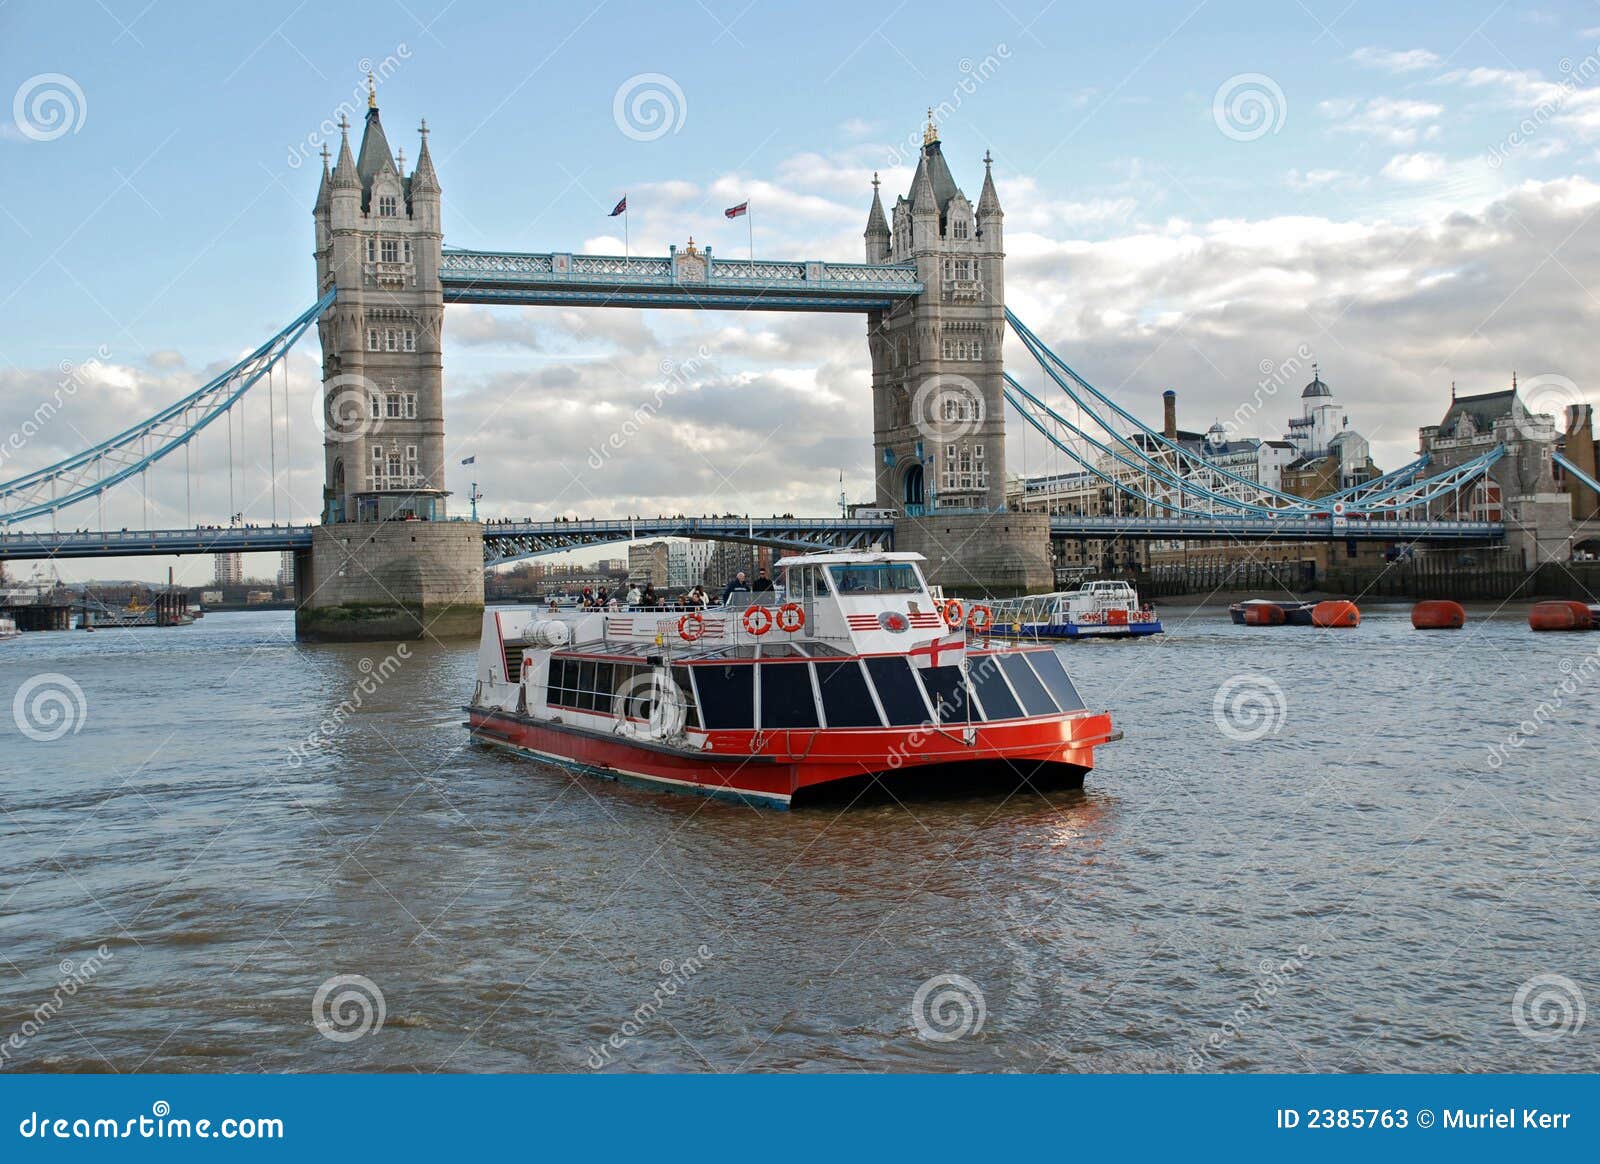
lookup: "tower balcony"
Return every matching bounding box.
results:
[363,260,416,289]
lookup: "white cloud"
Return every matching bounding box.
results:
[1322,97,1444,145]
[1382,152,1448,182]
[1349,46,1441,73]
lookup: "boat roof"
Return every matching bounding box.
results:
[779,550,926,568]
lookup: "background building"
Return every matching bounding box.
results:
[213,553,242,587]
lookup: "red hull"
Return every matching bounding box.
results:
[468,707,1116,809]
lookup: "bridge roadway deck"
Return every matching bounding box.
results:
[0,513,1505,564]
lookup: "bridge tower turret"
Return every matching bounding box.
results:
[299,81,482,641]
[864,114,1048,592]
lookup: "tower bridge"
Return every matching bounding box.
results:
[2,88,1563,641]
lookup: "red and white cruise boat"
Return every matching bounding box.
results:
[466,551,1118,810]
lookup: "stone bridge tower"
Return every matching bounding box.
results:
[297,81,482,641]
[863,114,1049,593]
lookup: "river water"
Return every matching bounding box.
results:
[2,603,1596,1073]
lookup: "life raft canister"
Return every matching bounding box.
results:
[1311,600,1360,628]
[1411,600,1466,630]
[1529,600,1594,632]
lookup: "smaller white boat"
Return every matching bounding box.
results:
[992,581,1162,640]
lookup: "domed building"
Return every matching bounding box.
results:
[1279,366,1379,495]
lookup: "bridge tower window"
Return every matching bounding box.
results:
[378,194,398,217]
[367,328,380,351]
[380,239,399,263]
[402,328,416,352]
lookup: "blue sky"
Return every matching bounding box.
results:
[4,1,1600,579]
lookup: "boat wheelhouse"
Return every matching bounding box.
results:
[467,551,1117,810]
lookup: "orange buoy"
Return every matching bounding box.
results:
[1243,603,1285,626]
[1529,600,1594,632]
[1411,599,1466,630]
[1312,599,1360,628]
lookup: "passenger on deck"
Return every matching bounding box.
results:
[722,572,750,603]
[752,570,775,594]
[640,584,659,608]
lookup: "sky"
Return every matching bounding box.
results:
[4,0,1600,582]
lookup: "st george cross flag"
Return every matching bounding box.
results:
[724,201,749,218]
[907,630,965,670]
[609,196,627,217]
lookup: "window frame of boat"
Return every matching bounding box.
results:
[825,562,926,597]
[966,651,1024,721]
[812,658,886,728]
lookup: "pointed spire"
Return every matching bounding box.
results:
[314,142,332,210]
[865,171,889,237]
[331,114,359,188]
[977,148,1002,218]
[911,156,938,216]
[411,118,439,194]
[923,106,938,146]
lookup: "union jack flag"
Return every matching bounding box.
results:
[609,196,627,217]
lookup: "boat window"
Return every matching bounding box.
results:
[694,664,755,730]
[759,662,819,729]
[547,656,618,716]
[1026,651,1086,712]
[828,563,922,595]
[813,660,883,727]
[864,657,932,725]
[916,665,973,724]
[786,567,812,602]
[999,653,1057,717]
[968,653,1023,720]
[670,666,701,731]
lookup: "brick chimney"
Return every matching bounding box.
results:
[1163,390,1178,439]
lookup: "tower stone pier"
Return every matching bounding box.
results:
[295,85,483,641]
[864,115,1051,593]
